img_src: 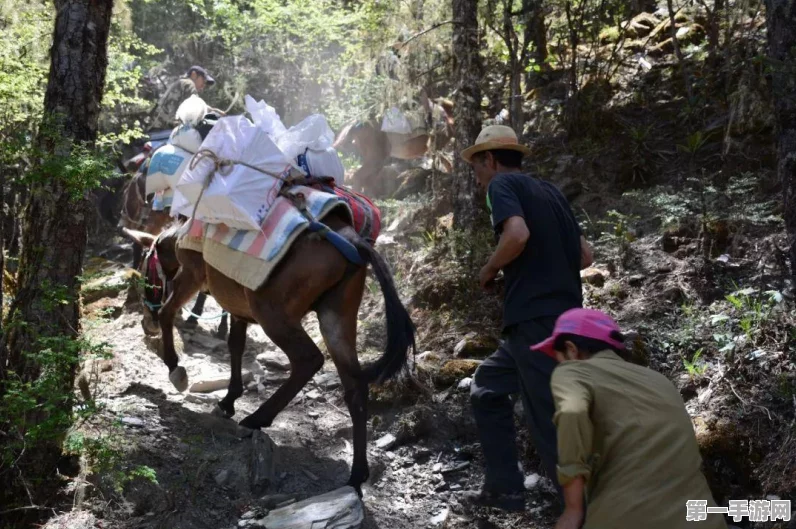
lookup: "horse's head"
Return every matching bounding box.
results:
[333,119,379,157]
[119,167,148,230]
[121,226,182,335]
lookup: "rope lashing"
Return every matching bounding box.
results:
[181,307,229,321]
[184,148,299,235]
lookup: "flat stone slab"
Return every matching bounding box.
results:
[252,486,363,528]
[189,371,253,393]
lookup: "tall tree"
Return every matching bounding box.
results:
[764,0,796,277]
[452,0,483,230]
[0,0,113,512]
[486,0,546,135]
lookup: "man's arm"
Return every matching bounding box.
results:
[487,216,529,270]
[480,216,529,288]
[551,365,593,529]
[555,477,586,529]
[580,235,593,270]
[480,176,528,288]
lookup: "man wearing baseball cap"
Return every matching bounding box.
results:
[149,65,221,131]
[461,125,594,511]
[539,308,726,529]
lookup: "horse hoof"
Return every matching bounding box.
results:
[169,366,189,392]
[141,318,160,336]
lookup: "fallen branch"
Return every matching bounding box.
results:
[397,20,455,49]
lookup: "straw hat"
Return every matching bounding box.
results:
[460,125,531,163]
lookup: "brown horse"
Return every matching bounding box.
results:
[334,98,454,196]
[120,172,228,338]
[124,211,415,492]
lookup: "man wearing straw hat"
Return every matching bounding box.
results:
[459,125,593,512]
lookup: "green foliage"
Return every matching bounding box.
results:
[597,209,638,267]
[64,431,158,493]
[0,332,112,466]
[682,348,707,377]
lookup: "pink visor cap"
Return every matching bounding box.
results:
[531,308,626,359]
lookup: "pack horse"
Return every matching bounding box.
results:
[127,194,415,492]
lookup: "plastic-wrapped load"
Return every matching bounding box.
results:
[175,115,293,230]
[170,124,203,153]
[176,95,209,127]
[297,147,345,186]
[145,144,193,195]
[245,95,287,139]
[278,114,344,184]
[381,107,412,134]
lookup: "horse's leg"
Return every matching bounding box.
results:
[159,250,205,392]
[216,315,247,418]
[132,242,143,270]
[185,291,207,327]
[316,266,370,491]
[239,313,324,430]
[216,311,229,340]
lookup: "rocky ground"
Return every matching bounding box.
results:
[58,214,565,529]
[58,164,796,529]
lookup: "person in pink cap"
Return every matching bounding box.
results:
[537,308,726,529]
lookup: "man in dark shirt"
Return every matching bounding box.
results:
[459,125,593,512]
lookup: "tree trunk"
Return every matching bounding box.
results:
[525,0,549,89]
[0,0,113,512]
[452,0,483,231]
[765,0,796,277]
[667,0,693,100]
[509,59,524,135]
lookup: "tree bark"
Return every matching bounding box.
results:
[452,0,483,231]
[0,0,113,511]
[764,0,796,277]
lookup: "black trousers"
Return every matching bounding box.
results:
[470,317,563,500]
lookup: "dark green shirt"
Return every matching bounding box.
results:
[487,172,583,329]
[552,351,727,529]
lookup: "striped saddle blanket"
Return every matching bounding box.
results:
[177,184,381,291]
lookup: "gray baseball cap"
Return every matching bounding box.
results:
[185,65,215,85]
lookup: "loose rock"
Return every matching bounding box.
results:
[250,430,276,493]
[436,360,482,386]
[256,351,291,372]
[430,507,449,526]
[189,371,254,393]
[306,389,323,401]
[121,417,145,428]
[580,267,607,287]
[524,473,541,490]
[453,333,499,358]
[252,486,363,529]
[457,377,473,390]
[375,433,397,450]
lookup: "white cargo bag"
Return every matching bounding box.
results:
[176,115,293,230]
[145,144,193,195]
[381,107,412,134]
[276,114,336,160]
[245,95,287,139]
[176,94,209,127]
[170,124,203,153]
[303,147,345,185]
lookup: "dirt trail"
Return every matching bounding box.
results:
[77,246,559,529]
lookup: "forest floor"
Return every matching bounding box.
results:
[50,161,796,529]
[54,215,563,529]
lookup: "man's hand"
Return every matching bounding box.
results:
[554,508,584,529]
[479,263,499,290]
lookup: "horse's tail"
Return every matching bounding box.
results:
[351,237,416,385]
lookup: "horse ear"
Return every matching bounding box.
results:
[121,227,156,248]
